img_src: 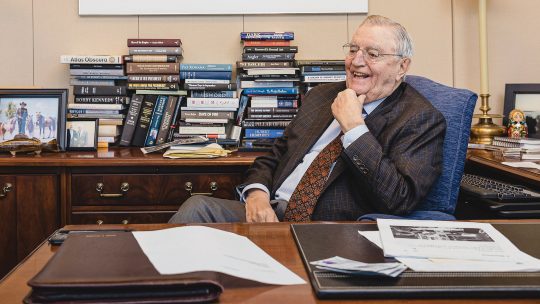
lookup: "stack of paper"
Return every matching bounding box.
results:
[310,256,407,277]
[163,143,231,158]
[358,219,540,272]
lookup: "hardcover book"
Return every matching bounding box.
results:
[126,63,180,74]
[74,96,129,104]
[240,32,294,41]
[186,98,239,108]
[144,95,169,146]
[236,61,293,68]
[73,85,127,96]
[242,40,291,47]
[241,53,295,61]
[119,94,144,146]
[127,38,182,47]
[179,71,232,80]
[123,55,178,63]
[127,83,180,91]
[155,96,179,145]
[127,75,180,83]
[183,83,237,91]
[243,46,298,53]
[244,128,285,138]
[131,95,158,147]
[60,55,123,64]
[180,63,233,72]
[128,47,182,55]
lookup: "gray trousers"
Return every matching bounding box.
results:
[168,195,288,223]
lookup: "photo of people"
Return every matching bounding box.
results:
[390,225,494,242]
[0,97,59,142]
[66,119,97,150]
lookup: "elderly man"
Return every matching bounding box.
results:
[169,15,446,223]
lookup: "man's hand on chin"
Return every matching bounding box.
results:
[245,189,279,223]
[332,89,366,132]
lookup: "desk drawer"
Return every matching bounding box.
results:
[71,173,242,206]
[71,211,175,224]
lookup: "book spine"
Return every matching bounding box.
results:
[74,96,129,104]
[123,55,178,63]
[186,98,239,108]
[126,63,180,74]
[119,94,144,146]
[301,65,345,72]
[144,95,169,146]
[242,120,291,128]
[70,79,116,86]
[178,125,226,135]
[183,83,237,91]
[235,94,250,126]
[72,75,128,80]
[67,109,120,114]
[156,96,179,145]
[242,53,295,62]
[243,46,298,53]
[244,128,285,138]
[70,69,125,76]
[127,39,182,47]
[73,85,127,96]
[166,97,184,143]
[180,64,233,72]
[248,107,298,114]
[180,71,232,80]
[128,47,182,55]
[127,83,179,90]
[184,79,230,84]
[60,55,123,64]
[70,64,124,69]
[67,113,125,119]
[250,100,298,108]
[247,113,296,119]
[240,32,294,41]
[131,95,158,147]
[242,40,291,46]
[302,74,346,82]
[190,90,236,98]
[181,110,235,120]
[296,60,345,66]
[242,87,299,95]
[127,75,180,83]
[236,61,293,68]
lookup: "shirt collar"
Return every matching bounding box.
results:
[363,97,385,115]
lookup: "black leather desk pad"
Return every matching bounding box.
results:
[291,223,540,299]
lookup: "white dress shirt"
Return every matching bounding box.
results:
[242,98,385,202]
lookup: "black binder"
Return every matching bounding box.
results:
[291,223,540,299]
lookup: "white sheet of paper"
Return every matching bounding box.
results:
[376,219,533,261]
[132,226,305,285]
[358,230,540,272]
[502,161,540,170]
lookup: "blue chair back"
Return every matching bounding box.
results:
[358,75,477,221]
[406,75,477,215]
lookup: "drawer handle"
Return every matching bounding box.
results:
[184,181,218,196]
[0,183,12,198]
[96,220,104,225]
[96,182,130,198]
[121,220,129,225]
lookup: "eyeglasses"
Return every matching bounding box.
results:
[342,43,403,63]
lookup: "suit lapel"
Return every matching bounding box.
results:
[321,83,406,193]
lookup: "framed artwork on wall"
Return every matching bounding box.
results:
[503,84,540,138]
[0,89,68,150]
[79,0,368,15]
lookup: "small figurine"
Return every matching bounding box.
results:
[0,134,58,156]
[507,109,528,138]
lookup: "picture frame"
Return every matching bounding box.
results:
[503,84,540,138]
[66,118,98,151]
[0,88,68,150]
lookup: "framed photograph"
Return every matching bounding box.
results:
[66,119,98,151]
[0,89,67,150]
[503,84,540,138]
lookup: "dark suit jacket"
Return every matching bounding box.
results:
[243,81,446,221]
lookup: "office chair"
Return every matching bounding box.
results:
[358,75,478,221]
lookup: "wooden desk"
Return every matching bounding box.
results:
[1,222,539,304]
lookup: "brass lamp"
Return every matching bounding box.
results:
[469,0,505,144]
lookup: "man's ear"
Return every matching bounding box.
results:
[396,57,411,81]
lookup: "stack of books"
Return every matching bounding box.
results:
[61,55,128,147]
[125,38,182,92]
[175,64,240,145]
[296,59,346,94]
[489,136,540,159]
[236,32,300,149]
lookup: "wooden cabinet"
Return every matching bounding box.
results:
[0,148,260,277]
[0,171,59,279]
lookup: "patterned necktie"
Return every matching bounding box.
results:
[284,133,343,222]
